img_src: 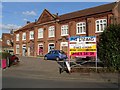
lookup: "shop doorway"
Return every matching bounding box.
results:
[38,44,43,56]
[22,45,26,56]
[48,43,55,52]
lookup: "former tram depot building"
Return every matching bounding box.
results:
[14,2,120,57]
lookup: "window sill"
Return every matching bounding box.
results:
[61,34,68,36]
[76,33,86,35]
[38,37,43,39]
[49,36,55,38]
[29,38,34,40]
[95,31,103,33]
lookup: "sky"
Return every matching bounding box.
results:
[0,2,114,38]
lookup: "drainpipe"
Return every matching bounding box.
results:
[55,19,57,50]
[85,16,88,36]
[107,14,109,26]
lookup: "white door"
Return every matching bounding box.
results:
[22,45,26,56]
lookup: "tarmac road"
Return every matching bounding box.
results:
[2,76,118,88]
[2,56,119,88]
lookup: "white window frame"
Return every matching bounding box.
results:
[7,40,10,45]
[95,19,107,33]
[48,26,55,38]
[16,34,19,41]
[16,45,19,54]
[30,31,34,39]
[38,28,43,38]
[76,22,86,34]
[61,25,68,36]
[22,32,26,40]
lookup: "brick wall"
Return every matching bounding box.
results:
[13,2,120,57]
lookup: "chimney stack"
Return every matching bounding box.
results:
[27,21,30,24]
[35,19,37,22]
[56,13,58,16]
[10,29,13,34]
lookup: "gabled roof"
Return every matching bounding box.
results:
[37,9,57,23]
[59,2,116,21]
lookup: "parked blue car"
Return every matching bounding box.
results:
[44,50,67,61]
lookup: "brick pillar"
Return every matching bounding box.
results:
[13,33,16,54]
[19,31,22,56]
[34,27,38,56]
[26,30,29,56]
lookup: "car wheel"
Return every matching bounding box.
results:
[56,57,60,61]
[44,56,47,60]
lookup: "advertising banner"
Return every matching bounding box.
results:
[68,36,98,71]
[69,36,96,43]
[70,48,96,52]
[70,44,96,49]
[70,52,96,57]
[69,36,97,57]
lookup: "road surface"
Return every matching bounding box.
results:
[2,56,119,88]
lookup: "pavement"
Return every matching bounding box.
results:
[2,56,119,83]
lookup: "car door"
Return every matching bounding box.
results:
[50,51,56,60]
[53,51,59,59]
[47,51,52,59]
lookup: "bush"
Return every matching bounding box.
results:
[98,24,120,71]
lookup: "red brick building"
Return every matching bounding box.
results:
[1,33,14,52]
[14,2,120,57]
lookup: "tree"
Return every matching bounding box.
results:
[98,24,120,71]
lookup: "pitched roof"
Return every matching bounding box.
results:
[15,22,35,32]
[2,33,13,39]
[59,2,116,21]
[2,33,11,37]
